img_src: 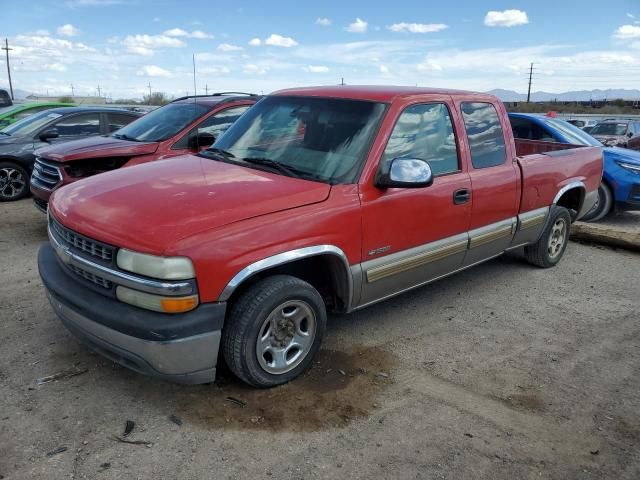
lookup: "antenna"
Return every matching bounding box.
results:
[192,54,199,151]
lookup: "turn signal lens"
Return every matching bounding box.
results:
[116,286,199,313]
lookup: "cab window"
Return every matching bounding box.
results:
[53,113,102,137]
[461,102,506,169]
[173,105,250,150]
[382,103,459,176]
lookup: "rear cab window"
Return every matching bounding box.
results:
[460,102,506,169]
[382,103,460,176]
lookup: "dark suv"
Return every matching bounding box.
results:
[0,107,140,201]
[31,93,257,211]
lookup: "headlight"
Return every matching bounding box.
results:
[615,161,640,175]
[116,286,198,313]
[116,249,195,280]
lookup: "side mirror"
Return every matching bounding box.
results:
[376,157,433,189]
[628,132,634,138]
[39,128,59,141]
[189,132,216,150]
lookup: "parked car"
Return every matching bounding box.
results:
[0,89,12,108]
[589,119,640,150]
[0,107,141,201]
[38,86,602,387]
[509,113,640,221]
[31,93,257,211]
[0,102,76,128]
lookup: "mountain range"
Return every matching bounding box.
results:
[488,88,640,102]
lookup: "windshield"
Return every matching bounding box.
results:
[113,102,209,142]
[590,123,628,136]
[544,119,602,147]
[210,96,387,184]
[1,110,61,136]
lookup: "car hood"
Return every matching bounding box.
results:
[38,136,159,162]
[49,155,331,254]
[603,146,640,165]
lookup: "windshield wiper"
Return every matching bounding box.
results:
[112,133,140,142]
[207,147,235,158]
[241,157,305,179]
[0,131,9,136]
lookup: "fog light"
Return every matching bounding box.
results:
[116,286,199,313]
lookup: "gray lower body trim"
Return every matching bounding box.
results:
[463,218,516,266]
[511,206,550,246]
[46,291,219,384]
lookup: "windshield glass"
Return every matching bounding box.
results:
[590,123,628,136]
[545,119,602,147]
[113,102,209,142]
[1,110,61,136]
[210,96,387,184]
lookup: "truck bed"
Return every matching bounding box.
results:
[516,143,603,213]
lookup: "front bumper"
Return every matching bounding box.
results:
[38,243,226,384]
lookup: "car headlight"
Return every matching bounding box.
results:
[615,161,640,175]
[116,286,198,313]
[116,249,195,280]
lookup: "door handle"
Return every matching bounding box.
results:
[453,188,471,205]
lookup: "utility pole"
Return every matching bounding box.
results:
[147,82,152,104]
[96,85,102,97]
[340,77,345,86]
[2,38,14,100]
[70,83,75,96]
[205,84,209,95]
[526,63,535,103]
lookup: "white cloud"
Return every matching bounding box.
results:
[153,16,160,22]
[248,37,261,46]
[164,28,213,39]
[316,17,331,26]
[484,10,529,28]
[122,34,185,55]
[379,64,389,73]
[346,18,368,33]
[199,66,230,75]
[33,29,50,36]
[304,65,329,73]
[614,25,640,40]
[217,43,243,51]
[243,64,267,75]
[57,24,81,37]
[627,13,635,19]
[387,23,448,34]
[265,34,298,47]
[137,65,172,77]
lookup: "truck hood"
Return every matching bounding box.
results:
[38,136,159,162]
[49,155,331,254]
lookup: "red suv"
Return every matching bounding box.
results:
[31,93,257,211]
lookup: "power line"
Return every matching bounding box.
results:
[2,38,14,100]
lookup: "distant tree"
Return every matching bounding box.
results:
[143,92,171,106]
[58,96,74,103]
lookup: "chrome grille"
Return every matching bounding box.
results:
[50,216,115,263]
[67,264,112,289]
[31,157,62,191]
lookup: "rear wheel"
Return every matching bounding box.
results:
[524,206,571,268]
[222,275,326,388]
[0,162,29,201]
[581,183,613,222]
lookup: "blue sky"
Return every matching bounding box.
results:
[2,0,639,99]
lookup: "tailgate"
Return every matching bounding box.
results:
[517,146,603,213]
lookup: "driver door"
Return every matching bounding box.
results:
[358,101,472,306]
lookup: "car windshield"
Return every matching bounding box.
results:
[590,123,628,136]
[208,96,387,184]
[544,119,602,147]
[1,110,62,136]
[113,102,209,142]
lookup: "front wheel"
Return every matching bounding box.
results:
[0,162,29,201]
[222,275,327,388]
[581,183,613,222]
[524,206,571,268]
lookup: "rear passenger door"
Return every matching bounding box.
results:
[359,100,472,306]
[457,101,519,266]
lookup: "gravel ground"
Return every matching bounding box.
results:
[1,198,639,480]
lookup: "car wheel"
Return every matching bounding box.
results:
[581,183,613,222]
[524,206,571,268]
[222,274,327,388]
[0,162,29,201]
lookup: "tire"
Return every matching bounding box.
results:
[524,206,571,268]
[0,162,29,201]
[580,183,613,223]
[222,275,327,388]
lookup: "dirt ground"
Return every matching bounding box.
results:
[1,198,639,480]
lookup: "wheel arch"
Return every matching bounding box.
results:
[219,245,353,313]
[553,181,586,221]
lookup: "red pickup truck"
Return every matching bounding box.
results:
[38,86,602,387]
[30,93,257,212]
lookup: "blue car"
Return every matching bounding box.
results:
[509,113,640,221]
